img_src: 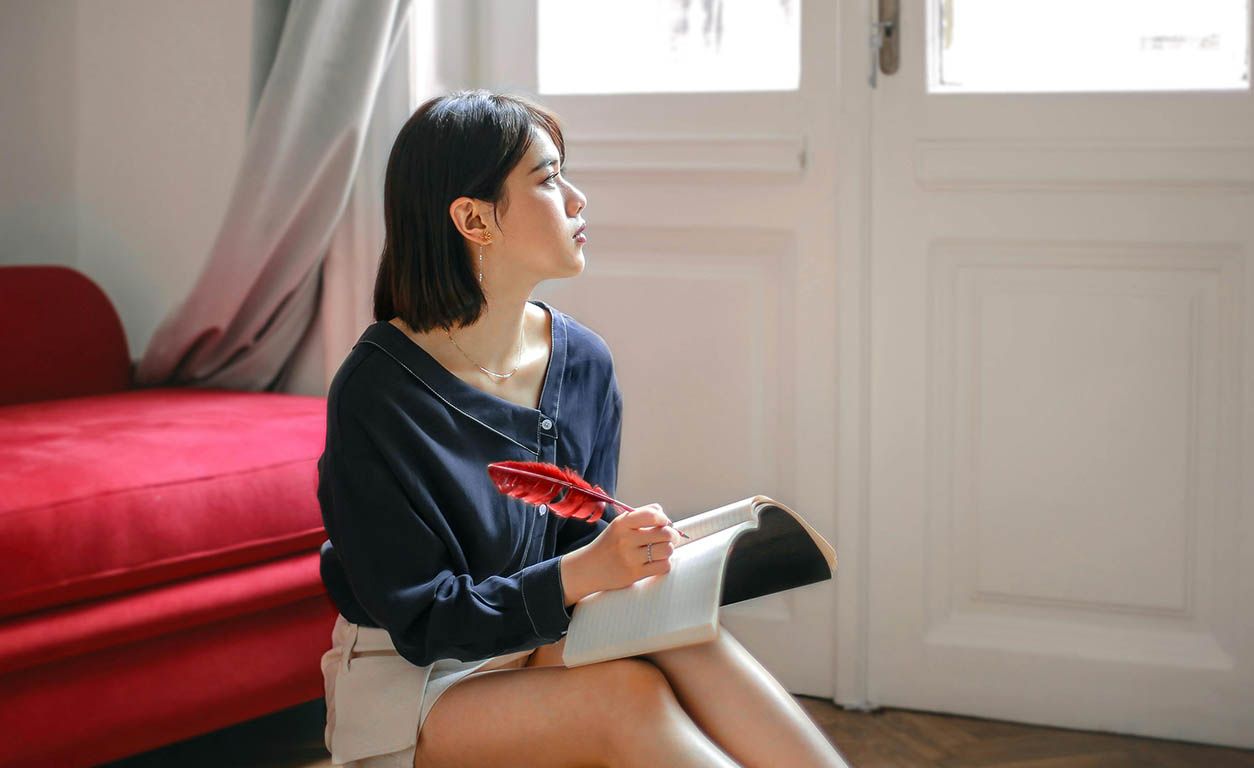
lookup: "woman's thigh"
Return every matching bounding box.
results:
[524,634,567,668]
[414,657,663,768]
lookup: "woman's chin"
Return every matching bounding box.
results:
[564,249,586,276]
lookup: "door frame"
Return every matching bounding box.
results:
[832,0,876,709]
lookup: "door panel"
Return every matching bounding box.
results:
[479,0,843,698]
[866,0,1254,747]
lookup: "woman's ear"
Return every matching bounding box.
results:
[448,197,494,242]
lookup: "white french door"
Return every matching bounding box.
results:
[474,0,845,699]
[460,0,1254,748]
[860,0,1254,748]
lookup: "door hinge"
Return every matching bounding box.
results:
[869,0,900,88]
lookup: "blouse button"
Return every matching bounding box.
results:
[539,504,547,515]
[540,418,553,430]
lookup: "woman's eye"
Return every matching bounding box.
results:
[545,172,559,184]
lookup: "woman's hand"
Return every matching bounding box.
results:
[559,503,682,604]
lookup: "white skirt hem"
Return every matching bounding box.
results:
[321,614,533,767]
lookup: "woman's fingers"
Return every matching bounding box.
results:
[643,541,675,558]
[622,503,671,531]
[641,527,681,545]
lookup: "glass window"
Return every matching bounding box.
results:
[932,0,1250,93]
[538,0,801,95]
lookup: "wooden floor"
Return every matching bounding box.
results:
[102,695,1254,768]
[793,698,1254,768]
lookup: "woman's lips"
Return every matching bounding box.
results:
[575,232,587,243]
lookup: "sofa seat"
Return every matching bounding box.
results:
[1,387,328,620]
[0,554,333,768]
[0,548,322,675]
[0,264,336,767]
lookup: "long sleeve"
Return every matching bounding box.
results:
[554,371,623,557]
[319,387,572,667]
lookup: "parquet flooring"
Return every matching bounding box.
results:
[102,695,1254,767]
[794,697,1254,768]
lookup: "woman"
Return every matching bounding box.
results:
[318,90,846,768]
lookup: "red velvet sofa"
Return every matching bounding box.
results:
[0,265,337,767]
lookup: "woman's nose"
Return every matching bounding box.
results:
[567,184,586,214]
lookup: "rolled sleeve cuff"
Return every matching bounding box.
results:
[519,555,574,640]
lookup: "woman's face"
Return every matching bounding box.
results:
[488,128,588,282]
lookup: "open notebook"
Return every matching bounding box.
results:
[560,495,836,668]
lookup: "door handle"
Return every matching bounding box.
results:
[869,0,900,88]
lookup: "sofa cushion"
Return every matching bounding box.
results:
[0,549,328,676]
[0,552,335,767]
[0,388,327,620]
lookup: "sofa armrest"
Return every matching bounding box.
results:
[0,265,132,406]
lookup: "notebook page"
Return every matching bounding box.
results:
[672,497,758,542]
[563,520,755,664]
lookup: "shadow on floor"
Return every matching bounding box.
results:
[102,694,1254,768]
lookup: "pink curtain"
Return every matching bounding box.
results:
[135,0,413,392]
[273,7,419,398]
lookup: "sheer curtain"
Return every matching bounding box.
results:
[275,6,421,396]
[134,0,415,394]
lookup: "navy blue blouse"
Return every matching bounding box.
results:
[316,299,623,668]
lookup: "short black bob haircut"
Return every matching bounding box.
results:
[373,89,566,333]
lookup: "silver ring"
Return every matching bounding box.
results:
[646,543,654,564]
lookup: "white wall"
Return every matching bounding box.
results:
[0,0,253,360]
[0,0,79,269]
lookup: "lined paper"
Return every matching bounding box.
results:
[563,520,755,666]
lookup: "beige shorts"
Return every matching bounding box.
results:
[321,614,533,767]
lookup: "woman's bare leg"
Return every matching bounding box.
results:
[641,624,849,768]
[415,655,741,768]
[524,634,568,668]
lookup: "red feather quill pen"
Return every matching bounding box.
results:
[485,460,690,538]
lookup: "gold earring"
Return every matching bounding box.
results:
[479,231,492,283]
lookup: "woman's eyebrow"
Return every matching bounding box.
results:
[530,156,561,175]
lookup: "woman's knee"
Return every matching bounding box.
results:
[412,660,673,767]
[596,659,681,727]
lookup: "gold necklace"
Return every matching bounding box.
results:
[445,324,524,380]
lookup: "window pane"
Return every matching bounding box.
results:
[932,0,1250,93]
[538,0,800,95]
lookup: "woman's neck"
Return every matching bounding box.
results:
[392,285,540,377]
[446,296,533,374]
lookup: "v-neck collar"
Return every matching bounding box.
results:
[355,299,567,456]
